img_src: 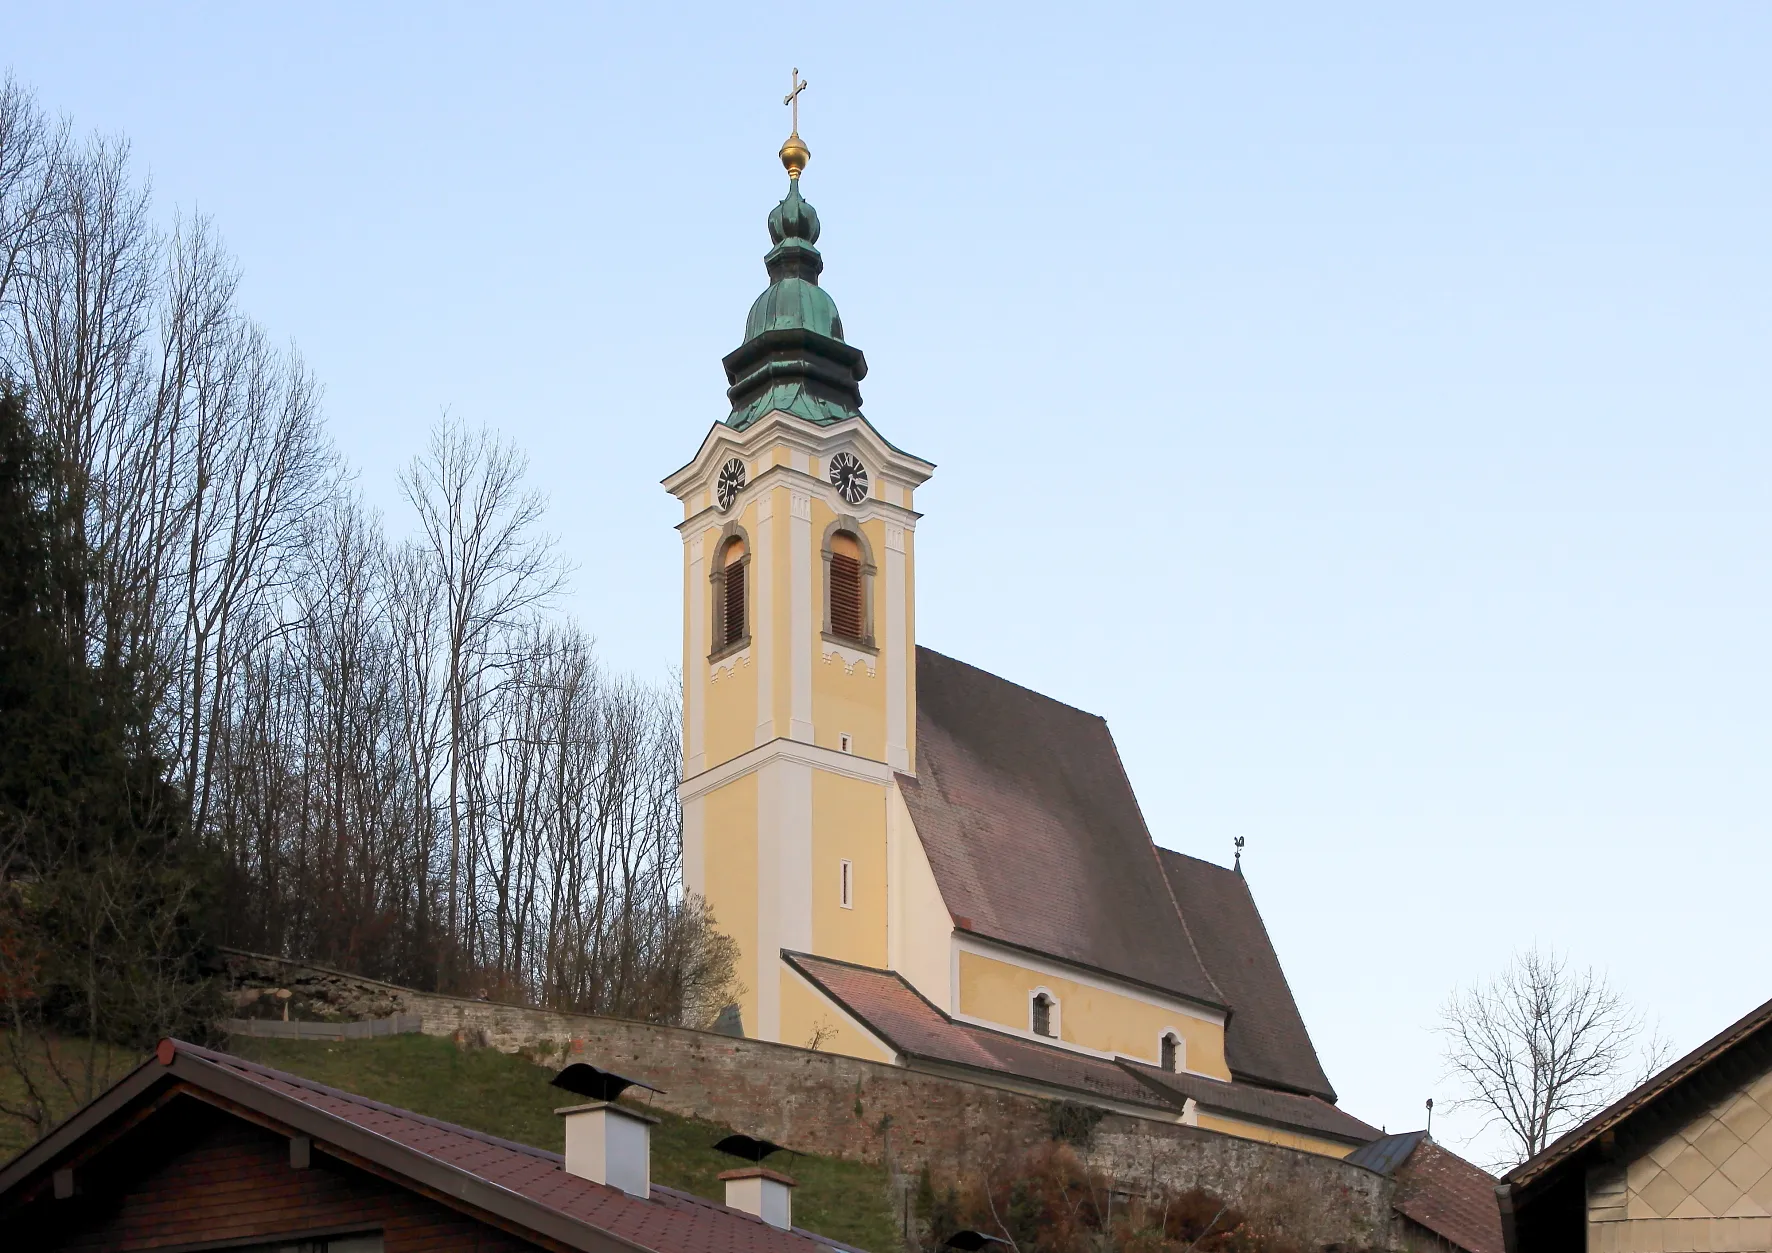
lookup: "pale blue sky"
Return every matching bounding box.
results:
[11,3,1769,1161]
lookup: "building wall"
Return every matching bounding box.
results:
[1585,1063,1772,1252]
[955,945,1231,1078]
[885,782,952,1008]
[221,951,1394,1249]
[673,418,923,1047]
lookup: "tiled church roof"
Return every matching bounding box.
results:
[1158,849,1337,1100]
[901,646,1339,1105]
[901,647,1223,1007]
[786,953,1379,1146]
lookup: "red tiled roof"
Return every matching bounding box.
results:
[1119,1060,1379,1145]
[188,1043,855,1253]
[786,952,1378,1146]
[788,952,1165,1108]
[1394,1140,1504,1253]
[0,1040,860,1253]
[1344,1132,1503,1253]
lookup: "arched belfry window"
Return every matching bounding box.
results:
[1031,991,1057,1039]
[709,524,750,658]
[821,517,876,648]
[1161,1031,1184,1073]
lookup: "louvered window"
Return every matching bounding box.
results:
[723,558,746,648]
[829,552,863,640]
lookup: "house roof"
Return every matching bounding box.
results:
[1497,992,1772,1251]
[1346,1132,1502,1253]
[1157,849,1337,1100]
[1119,1059,1379,1145]
[1393,1140,1504,1253]
[785,951,1378,1147]
[1504,992,1772,1192]
[902,646,1338,1102]
[901,648,1224,1010]
[1345,1130,1429,1176]
[0,1039,860,1253]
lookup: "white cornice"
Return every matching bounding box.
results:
[662,411,935,501]
[677,461,922,536]
[679,736,894,803]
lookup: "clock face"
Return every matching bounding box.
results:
[716,457,746,511]
[828,451,869,505]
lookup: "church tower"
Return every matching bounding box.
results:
[663,112,934,1047]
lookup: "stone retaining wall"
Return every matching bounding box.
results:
[221,949,1395,1249]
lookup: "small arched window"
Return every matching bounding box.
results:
[709,530,750,657]
[821,518,876,648]
[1031,992,1056,1039]
[1161,1031,1183,1073]
[828,532,864,640]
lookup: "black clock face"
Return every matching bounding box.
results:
[716,458,746,511]
[829,451,869,505]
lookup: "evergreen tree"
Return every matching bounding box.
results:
[0,384,215,1134]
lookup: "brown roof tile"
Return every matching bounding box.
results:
[1393,1140,1504,1253]
[1120,1060,1378,1145]
[787,952,1166,1108]
[787,952,1377,1147]
[904,647,1340,1105]
[904,648,1223,1008]
[1157,849,1337,1100]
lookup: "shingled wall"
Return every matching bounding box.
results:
[221,950,1395,1249]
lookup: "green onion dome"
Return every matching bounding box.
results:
[722,162,867,430]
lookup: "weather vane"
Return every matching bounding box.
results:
[1233,836,1246,871]
[784,68,809,134]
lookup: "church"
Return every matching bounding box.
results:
[665,114,1375,1160]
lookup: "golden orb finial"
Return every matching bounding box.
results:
[779,131,810,179]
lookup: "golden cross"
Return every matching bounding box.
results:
[784,68,809,133]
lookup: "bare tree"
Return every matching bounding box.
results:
[1439,946,1671,1165]
[400,419,564,982]
[0,73,65,313]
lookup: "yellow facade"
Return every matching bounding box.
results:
[700,772,759,1032]
[956,949,1230,1078]
[670,414,930,1046]
[668,409,1351,1161]
[1195,1114,1355,1158]
[811,772,888,969]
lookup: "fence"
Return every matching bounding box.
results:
[222,1012,424,1042]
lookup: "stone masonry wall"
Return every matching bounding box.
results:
[222,950,1396,1249]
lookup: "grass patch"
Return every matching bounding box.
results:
[228,1033,898,1251]
[0,1034,144,1163]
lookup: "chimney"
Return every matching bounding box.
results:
[720,1166,797,1229]
[556,1101,659,1198]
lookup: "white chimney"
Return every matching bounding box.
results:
[720,1166,797,1229]
[556,1101,658,1198]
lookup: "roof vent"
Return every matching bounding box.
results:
[714,1132,796,1228]
[551,1064,662,1199]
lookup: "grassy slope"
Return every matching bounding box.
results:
[227,1034,900,1252]
[0,1035,140,1162]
